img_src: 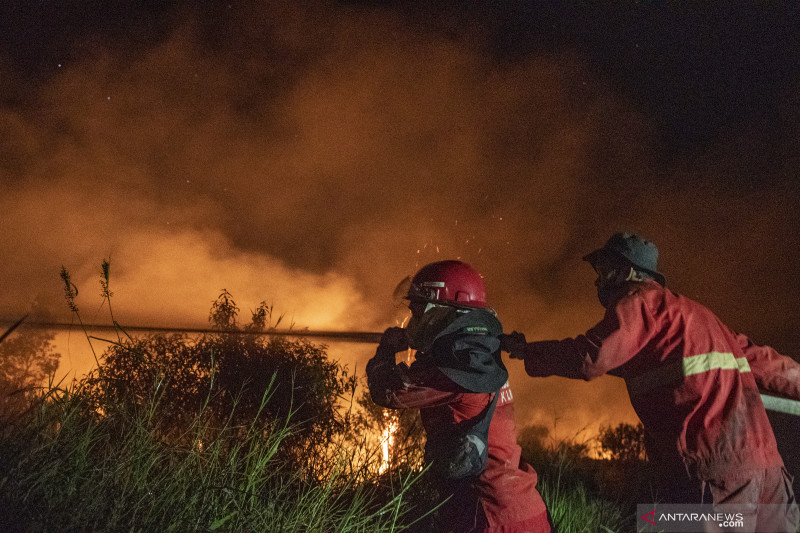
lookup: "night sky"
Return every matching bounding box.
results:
[2,2,799,437]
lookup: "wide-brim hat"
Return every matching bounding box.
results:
[583,232,666,285]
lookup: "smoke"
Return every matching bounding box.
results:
[2,3,798,438]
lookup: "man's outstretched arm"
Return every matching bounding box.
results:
[501,294,656,380]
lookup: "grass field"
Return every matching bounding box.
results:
[0,376,636,532]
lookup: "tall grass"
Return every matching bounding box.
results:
[0,376,662,533]
[520,432,636,532]
[534,453,630,532]
[0,372,644,533]
[0,379,422,532]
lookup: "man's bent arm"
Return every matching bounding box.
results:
[366,355,461,409]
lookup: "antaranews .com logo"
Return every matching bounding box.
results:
[636,503,798,532]
[637,505,746,532]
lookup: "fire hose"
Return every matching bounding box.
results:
[2,317,799,415]
[0,318,384,344]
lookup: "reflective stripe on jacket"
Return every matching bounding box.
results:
[523,280,800,480]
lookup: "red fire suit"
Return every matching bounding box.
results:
[367,359,550,532]
[522,279,800,529]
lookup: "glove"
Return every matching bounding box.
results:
[499,331,527,360]
[378,327,409,355]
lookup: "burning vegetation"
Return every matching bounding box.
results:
[2,1,799,451]
[0,264,655,530]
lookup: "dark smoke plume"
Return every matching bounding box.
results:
[2,2,798,437]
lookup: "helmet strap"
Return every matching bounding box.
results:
[625,267,651,283]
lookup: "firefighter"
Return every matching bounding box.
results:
[502,232,800,532]
[367,260,551,533]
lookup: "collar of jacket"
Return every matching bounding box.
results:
[607,279,663,308]
[417,308,508,393]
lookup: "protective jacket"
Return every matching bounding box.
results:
[367,309,549,532]
[523,279,800,480]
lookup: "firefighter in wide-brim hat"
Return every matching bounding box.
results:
[367,260,551,533]
[503,232,800,532]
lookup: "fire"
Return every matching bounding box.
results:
[378,410,399,474]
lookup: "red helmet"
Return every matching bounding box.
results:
[395,260,488,308]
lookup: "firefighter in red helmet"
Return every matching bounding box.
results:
[502,233,800,532]
[367,260,551,532]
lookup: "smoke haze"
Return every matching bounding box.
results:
[2,2,799,437]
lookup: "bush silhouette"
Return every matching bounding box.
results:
[597,422,646,463]
[83,290,357,477]
[0,327,60,419]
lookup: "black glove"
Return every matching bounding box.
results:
[378,327,409,355]
[499,331,527,360]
